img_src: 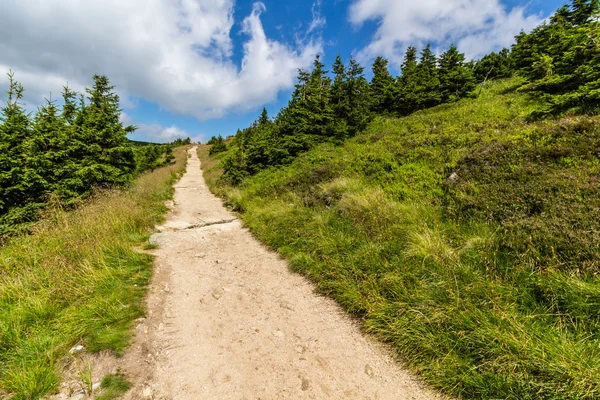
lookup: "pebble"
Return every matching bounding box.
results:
[69,345,84,354]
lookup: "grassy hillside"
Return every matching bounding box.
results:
[199,78,600,399]
[0,146,189,399]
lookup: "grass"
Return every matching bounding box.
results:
[199,79,600,399]
[96,372,132,400]
[0,146,189,399]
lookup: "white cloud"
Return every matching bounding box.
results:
[308,0,327,34]
[121,113,201,144]
[0,0,322,120]
[348,0,543,64]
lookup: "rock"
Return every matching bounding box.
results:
[69,345,84,354]
[92,382,101,391]
[365,364,374,378]
[142,386,153,398]
[195,253,206,258]
[448,172,459,181]
[301,377,310,391]
[212,293,221,300]
[272,330,284,338]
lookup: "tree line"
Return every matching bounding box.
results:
[0,74,180,234]
[217,0,599,183]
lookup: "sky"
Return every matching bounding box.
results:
[0,0,566,143]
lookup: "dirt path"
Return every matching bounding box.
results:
[121,147,441,399]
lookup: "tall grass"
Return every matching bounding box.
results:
[0,147,188,399]
[200,79,600,399]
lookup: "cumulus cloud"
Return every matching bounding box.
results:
[120,113,200,144]
[0,0,322,120]
[348,0,543,64]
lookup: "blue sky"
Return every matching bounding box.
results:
[1,0,566,143]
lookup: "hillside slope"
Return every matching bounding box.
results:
[200,79,600,399]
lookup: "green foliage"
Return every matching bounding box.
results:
[512,0,600,114]
[202,79,600,399]
[208,135,227,155]
[370,56,395,113]
[0,73,176,236]
[171,137,192,146]
[438,44,477,102]
[474,48,513,81]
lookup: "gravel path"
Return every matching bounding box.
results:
[121,147,441,399]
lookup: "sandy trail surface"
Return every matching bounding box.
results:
[121,147,440,399]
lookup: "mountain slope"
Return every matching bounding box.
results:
[200,78,600,399]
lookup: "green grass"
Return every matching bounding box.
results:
[0,147,188,399]
[199,79,600,399]
[96,372,132,400]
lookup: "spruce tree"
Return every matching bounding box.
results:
[344,57,372,136]
[258,107,269,126]
[0,72,40,224]
[370,56,394,114]
[79,75,136,188]
[29,98,71,199]
[438,45,476,102]
[570,0,600,25]
[416,44,442,109]
[306,55,334,138]
[396,46,420,115]
[474,48,513,82]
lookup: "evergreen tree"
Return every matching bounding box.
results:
[570,0,600,25]
[0,72,54,228]
[370,56,394,113]
[78,75,136,188]
[331,54,350,139]
[29,98,72,199]
[438,45,476,102]
[258,107,269,126]
[344,57,372,136]
[209,135,227,155]
[416,44,442,109]
[396,46,421,115]
[474,48,513,82]
[512,0,600,113]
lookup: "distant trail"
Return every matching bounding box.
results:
[121,147,441,399]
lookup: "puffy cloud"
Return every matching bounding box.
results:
[121,113,200,144]
[348,0,543,63]
[0,0,321,120]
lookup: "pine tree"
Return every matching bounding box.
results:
[0,72,41,225]
[416,44,442,109]
[78,75,136,188]
[258,107,269,126]
[370,56,394,113]
[305,55,334,138]
[438,45,476,102]
[570,0,600,25]
[29,98,71,199]
[396,46,420,115]
[344,57,372,136]
[474,48,513,82]
[62,85,78,124]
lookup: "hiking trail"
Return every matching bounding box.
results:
[120,147,441,399]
